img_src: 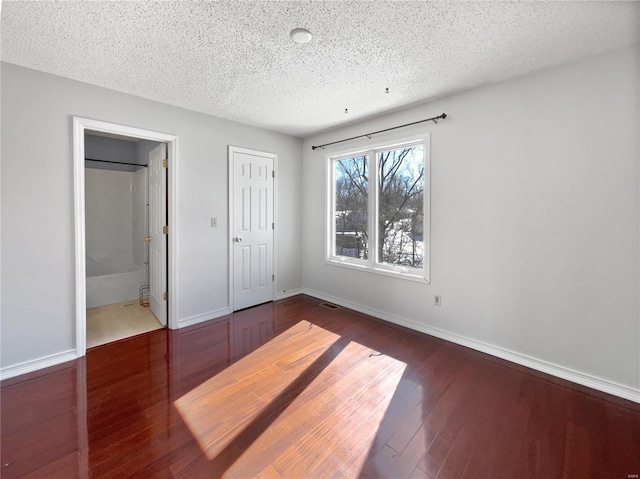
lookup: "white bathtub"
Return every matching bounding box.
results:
[86,259,147,309]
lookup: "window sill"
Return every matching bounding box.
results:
[325,258,430,284]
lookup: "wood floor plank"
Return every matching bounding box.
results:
[174,320,342,460]
[1,294,639,479]
[226,340,406,478]
[385,425,438,479]
[360,444,401,478]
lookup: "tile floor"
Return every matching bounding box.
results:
[86,300,163,348]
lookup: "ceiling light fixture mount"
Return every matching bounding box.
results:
[290,28,313,44]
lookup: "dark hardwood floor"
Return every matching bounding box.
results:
[1,294,639,478]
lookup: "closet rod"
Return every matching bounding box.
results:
[311,113,447,150]
[85,158,147,167]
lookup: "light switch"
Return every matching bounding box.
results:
[211,217,217,228]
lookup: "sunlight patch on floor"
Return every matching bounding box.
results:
[174,320,406,478]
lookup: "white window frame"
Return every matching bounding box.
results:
[326,133,431,283]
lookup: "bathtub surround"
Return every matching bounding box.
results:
[86,264,147,310]
[85,168,140,267]
[85,167,148,308]
[83,133,159,309]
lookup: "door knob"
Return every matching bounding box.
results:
[234,236,243,242]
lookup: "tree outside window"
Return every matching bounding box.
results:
[377,146,424,268]
[335,156,368,259]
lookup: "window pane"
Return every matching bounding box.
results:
[377,146,424,268]
[335,156,368,259]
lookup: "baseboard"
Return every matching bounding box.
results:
[178,307,231,329]
[301,288,640,404]
[275,288,304,301]
[0,349,77,381]
[2,307,233,380]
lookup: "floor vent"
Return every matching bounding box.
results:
[319,302,339,310]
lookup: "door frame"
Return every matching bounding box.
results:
[73,117,179,358]
[228,146,278,312]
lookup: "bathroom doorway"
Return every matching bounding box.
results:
[84,132,166,348]
[73,117,178,356]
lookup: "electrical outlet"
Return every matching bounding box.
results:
[211,217,217,228]
[434,295,441,306]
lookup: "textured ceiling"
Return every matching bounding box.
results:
[2,1,638,137]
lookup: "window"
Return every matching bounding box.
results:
[327,134,430,282]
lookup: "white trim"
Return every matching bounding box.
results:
[72,119,87,356]
[638,36,640,412]
[167,138,179,331]
[273,154,279,304]
[0,350,77,381]
[228,146,277,312]
[300,288,640,404]
[73,117,179,359]
[275,288,304,300]
[178,307,231,328]
[325,258,429,283]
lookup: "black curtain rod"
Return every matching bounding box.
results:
[311,113,447,151]
[85,158,147,168]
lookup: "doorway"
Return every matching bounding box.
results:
[228,146,277,311]
[84,134,166,347]
[73,118,178,357]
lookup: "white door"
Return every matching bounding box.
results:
[149,143,167,325]
[231,148,274,311]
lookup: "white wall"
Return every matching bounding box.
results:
[1,63,303,370]
[136,139,161,165]
[85,134,137,165]
[302,46,640,395]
